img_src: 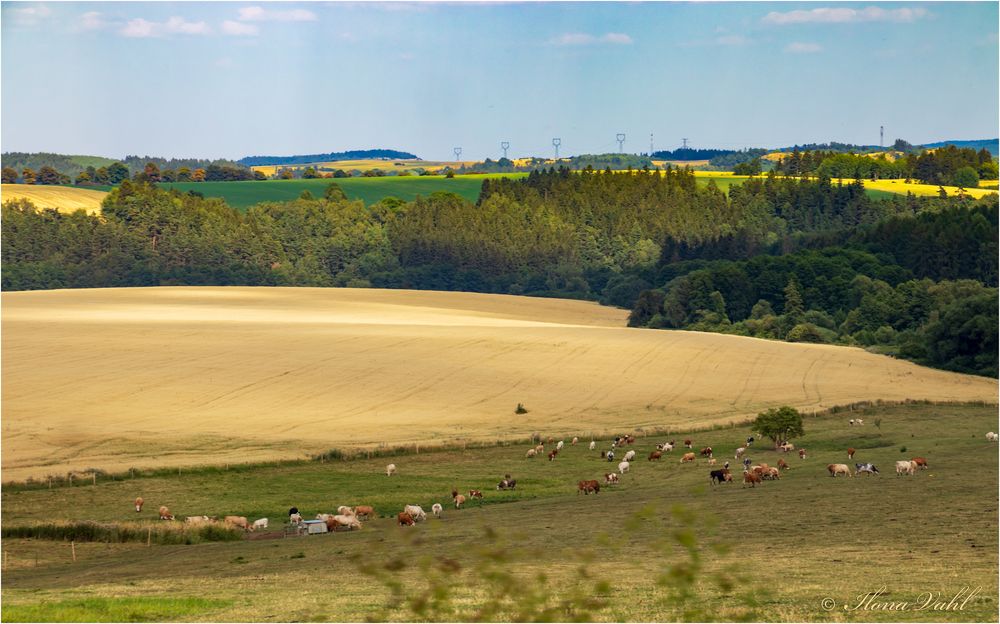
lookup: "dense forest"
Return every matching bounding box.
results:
[3,168,996,376]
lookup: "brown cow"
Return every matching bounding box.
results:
[847,448,856,459]
[397,512,415,526]
[454,494,467,509]
[158,505,174,520]
[548,450,558,461]
[743,470,761,488]
[135,497,144,513]
[648,450,663,461]
[911,457,928,470]
[604,473,619,485]
[684,439,693,449]
[353,505,375,520]
[680,452,696,463]
[469,490,483,499]
[798,449,806,459]
[700,446,713,457]
[224,515,252,531]
[777,458,789,471]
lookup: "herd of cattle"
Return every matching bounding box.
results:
[133,427,999,534]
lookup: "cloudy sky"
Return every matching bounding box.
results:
[2,1,997,160]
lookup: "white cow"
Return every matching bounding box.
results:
[987,432,998,442]
[618,460,630,475]
[386,463,397,477]
[588,440,596,451]
[895,460,916,476]
[403,505,427,522]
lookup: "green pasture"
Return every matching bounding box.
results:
[159,174,527,211]
[2,402,997,621]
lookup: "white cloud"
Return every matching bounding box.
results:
[120,16,211,38]
[551,32,633,46]
[9,4,52,25]
[237,6,317,22]
[763,6,928,25]
[785,42,823,53]
[79,11,104,30]
[222,20,259,36]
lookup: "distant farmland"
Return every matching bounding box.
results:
[160,174,526,210]
[0,184,105,214]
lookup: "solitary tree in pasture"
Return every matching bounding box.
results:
[753,406,804,449]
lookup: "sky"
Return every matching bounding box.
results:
[2,1,998,161]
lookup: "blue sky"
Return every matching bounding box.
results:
[2,1,997,160]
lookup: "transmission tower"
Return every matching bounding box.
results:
[552,138,561,159]
[501,141,510,159]
[650,133,654,154]
[453,147,462,161]
[880,126,884,149]
[616,133,626,153]
[681,138,689,149]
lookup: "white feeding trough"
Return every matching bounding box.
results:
[302,520,328,535]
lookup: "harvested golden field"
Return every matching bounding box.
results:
[250,159,474,176]
[2,287,995,481]
[1,184,106,214]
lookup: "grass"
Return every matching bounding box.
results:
[2,597,232,622]
[159,173,527,211]
[2,403,996,621]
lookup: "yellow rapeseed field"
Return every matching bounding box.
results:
[1,184,106,214]
[2,287,994,481]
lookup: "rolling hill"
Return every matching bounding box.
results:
[2,286,995,482]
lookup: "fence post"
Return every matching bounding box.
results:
[92,473,96,486]
[71,541,76,562]
[68,474,73,486]
[3,550,8,570]
[147,527,151,547]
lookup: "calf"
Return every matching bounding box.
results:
[847,448,855,460]
[798,449,806,460]
[604,473,619,485]
[742,470,761,488]
[397,512,415,526]
[548,450,558,461]
[911,457,928,470]
[252,518,269,530]
[827,463,852,477]
[855,463,879,476]
[648,450,663,461]
[684,439,693,449]
[777,458,789,471]
[700,446,713,457]
[469,490,483,499]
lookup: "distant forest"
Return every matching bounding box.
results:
[4,166,997,376]
[237,150,419,167]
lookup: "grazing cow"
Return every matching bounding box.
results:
[895,460,916,476]
[700,447,713,457]
[252,518,269,530]
[556,440,565,451]
[623,450,636,462]
[680,452,696,463]
[497,478,512,490]
[572,437,579,446]
[763,467,780,480]
[742,457,752,469]
[724,461,730,470]
[606,450,615,463]
[604,473,619,485]
[589,440,596,451]
[289,513,303,524]
[159,506,174,521]
[134,497,144,513]
[618,460,630,475]
[746,436,755,447]
[577,480,600,495]
[777,459,789,471]
[404,505,427,522]
[454,494,467,509]
[798,449,806,460]
[847,448,856,459]
[535,444,545,453]
[735,447,746,459]
[337,506,354,516]
[648,450,662,461]
[431,503,443,518]
[779,442,794,452]
[185,515,211,525]
[353,505,375,520]
[684,439,693,449]
[707,457,717,466]
[548,450,558,461]
[710,469,732,485]
[855,463,879,476]
[911,457,928,470]
[987,432,998,442]
[469,490,483,499]
[386,463,397,477]
[398,512,415,526]
[661,442,674,452]
[827,464,852,477]
[526,448,537,459]
[743,470,761,488]
[224,516,251,531]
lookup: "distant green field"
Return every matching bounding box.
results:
[160,174,527,211]
[67,155,118,169]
